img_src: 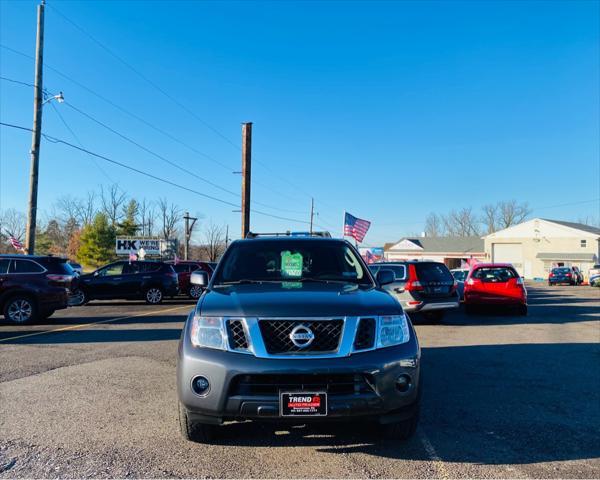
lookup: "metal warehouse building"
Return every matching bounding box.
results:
[484,218,600,280]
[383,236,485,269]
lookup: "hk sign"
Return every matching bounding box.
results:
[115,238,162,256]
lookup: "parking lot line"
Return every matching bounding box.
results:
[0,305,190,343]
[419,431,449,479]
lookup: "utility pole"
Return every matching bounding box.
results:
[309,198,314,234]
[25,0,45,255]
[241,122,252,238]
[183,212,197,260]
[225,225,229,249]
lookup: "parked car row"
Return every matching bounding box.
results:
[0,254,217,323]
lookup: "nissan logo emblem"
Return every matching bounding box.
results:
[289,324,315,348]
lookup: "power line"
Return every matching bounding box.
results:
[63,101,241,199]
[48,101,118,185]
[0,76,35,88]
[0,45,336,219]
[0,121,311,225]
[0,68,312,215]
[47,4,241,151]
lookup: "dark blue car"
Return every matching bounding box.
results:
[548,267,577,286]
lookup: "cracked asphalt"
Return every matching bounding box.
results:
[0,284,598,478]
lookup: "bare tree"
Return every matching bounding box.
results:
[481,204,498,234]
[100,185,127,227]
[201,221,226,262]
[55,191,96,227]
[443,208,480,236]
[498,200,530,229]
[139,199,157,237]
[158,198,180,239]
[424,213,445,237]
[0,208,26,239]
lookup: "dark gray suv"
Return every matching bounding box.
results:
[177,235,421,443]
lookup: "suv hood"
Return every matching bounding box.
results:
[198,283,401,317]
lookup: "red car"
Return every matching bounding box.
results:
[166,261,213,299]
[464,263,527,316]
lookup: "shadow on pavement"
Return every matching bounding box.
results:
[206,343,600,467]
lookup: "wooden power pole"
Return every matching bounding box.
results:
[25,0,45,255]
[183,211,197,260]
[310,198,314,234]
[241,122,252,238]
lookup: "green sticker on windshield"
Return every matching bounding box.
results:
[281,251,303,277]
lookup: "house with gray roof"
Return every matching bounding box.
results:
[384,236,485,269]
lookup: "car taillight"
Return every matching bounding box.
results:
[549,273,554,277]
[47,274,73,285]
[404,264,424,291]
[566,273,571,277]
[450,280,458,293]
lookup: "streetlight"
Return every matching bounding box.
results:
[42,91,64,105]
[25,88,65,255]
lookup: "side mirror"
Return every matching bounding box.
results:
[190,271,208,287]
[376,269,395,286]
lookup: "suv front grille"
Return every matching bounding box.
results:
[226,320,249,350]
[258,319,343,354]
[229,373,375,397]
[354,317,376,350]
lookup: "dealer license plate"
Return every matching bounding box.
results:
[280,392,327,417]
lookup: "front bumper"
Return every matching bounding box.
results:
[177,330,420,423]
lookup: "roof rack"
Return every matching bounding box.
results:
[246,231,332,239]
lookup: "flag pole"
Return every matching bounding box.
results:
[342,210,346,239]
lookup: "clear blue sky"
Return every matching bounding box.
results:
[1,0,599,245]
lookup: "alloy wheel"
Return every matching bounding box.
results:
[189,285,202,299]
[146,288,163,304]
[7,299,33,323]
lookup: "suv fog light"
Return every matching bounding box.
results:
[191,376,210,396]
[395,374,412,393]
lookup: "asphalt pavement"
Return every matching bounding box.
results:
[0,285,599,478]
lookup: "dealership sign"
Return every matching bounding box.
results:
[115,237,175,256]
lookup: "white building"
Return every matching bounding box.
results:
[484,218,600,280]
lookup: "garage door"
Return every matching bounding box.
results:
[492,243,523,274]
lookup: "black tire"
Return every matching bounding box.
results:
[178,402,215,443]
[380,407,419,441]
[188,285,203,300]
[3,296,38,324]
[518,304,528,316]
[465,304,475,315]
[69,288,88,306]
[422,311,444,323]
[144,286,164,305]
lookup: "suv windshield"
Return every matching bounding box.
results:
[214,240,373,286]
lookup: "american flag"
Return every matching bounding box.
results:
[128,251,137,262]
[344,212,371,243]
[8,235,25,252]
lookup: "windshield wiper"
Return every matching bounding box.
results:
[214,279,264,286]
[299,277,361,284]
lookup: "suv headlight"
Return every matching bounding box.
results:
[377,315,410,348]
[190,315,226,350]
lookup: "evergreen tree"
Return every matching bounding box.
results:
[117,199,139,236]
[77,213,116,268]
